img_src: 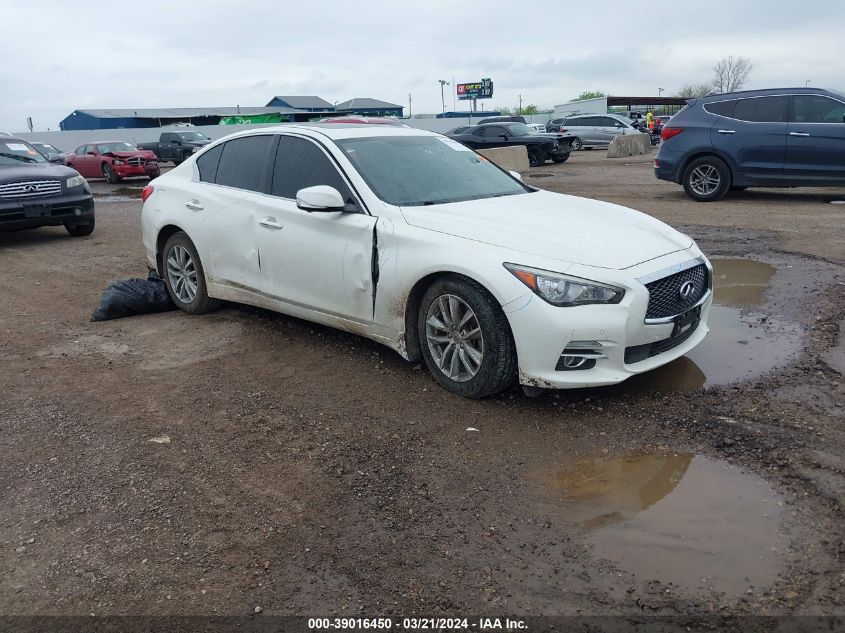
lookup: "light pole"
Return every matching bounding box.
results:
[438,80,450,115]
[805,80,811,87]
[658,87,664,98]
[518,94,522,115]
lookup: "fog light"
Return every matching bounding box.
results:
[561,355,588,369]
[74,208,82,216]
[555,341,607,371]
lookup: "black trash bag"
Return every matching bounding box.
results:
[91,270,176,321]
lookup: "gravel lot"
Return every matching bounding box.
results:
[1,152,842,627]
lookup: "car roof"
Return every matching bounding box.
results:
[215,123,442,141]
[697,87,839,102]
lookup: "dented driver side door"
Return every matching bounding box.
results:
[254,134,377,324]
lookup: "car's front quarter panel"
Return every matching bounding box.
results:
[504,246,712,389]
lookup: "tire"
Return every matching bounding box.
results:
[101,163,119,184]
[682,156,731,202]
[65,216,95,237]
[161,231,221,315]
[571,137,583,151]
[527,146,545,167]
[552,154,569,164]
[417,276,517,398]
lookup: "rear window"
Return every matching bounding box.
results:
[703,100,737,117]
[196,144,223,183]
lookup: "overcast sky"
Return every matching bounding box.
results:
[1,0,843,132]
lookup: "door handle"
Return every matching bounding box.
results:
[717,129,736,134]
[258,217,283,230]
[789,132,810,137]
[185,200,203,211]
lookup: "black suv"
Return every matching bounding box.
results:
[0,137,95,236]
[655,87,845,201]
[447,122,574,166]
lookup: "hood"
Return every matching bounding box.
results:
[0,162,80,182]
[105,150,157,159]
[184,139,210,146]
[400,190,692,270]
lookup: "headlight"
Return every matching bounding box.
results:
[66,175,86,188]
[112,160,124,165]
[504,263,625,307]
[553,140,559,149]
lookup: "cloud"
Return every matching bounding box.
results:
[0,0,842,130]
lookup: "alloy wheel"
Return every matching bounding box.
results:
[425,294,484,382]
[166,244,198,304]
[689,164,721,196]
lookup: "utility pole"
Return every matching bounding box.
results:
[518,94,522,115]
[408,93,412,118]
[438,79,449,115]
[805,79,811,86]
[658,87,664,98]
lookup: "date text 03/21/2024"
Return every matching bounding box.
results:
[307,617,527,630]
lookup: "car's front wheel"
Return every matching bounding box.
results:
[418,276,517,398]
[527,145,545,167]
[162,231,220,314]
[682,156,731,202]
[65,216,95,237]
[571,137,583,151]
[552,154,569,164]
[101,163,119,184]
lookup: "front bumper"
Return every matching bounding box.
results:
[0,191,94,230]
[114,163,160,178]
[504,251,713,389]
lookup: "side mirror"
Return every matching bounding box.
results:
[47,152,64,164]
[509,170,523,182]
[296,185,346,212]
[500,135,509,140]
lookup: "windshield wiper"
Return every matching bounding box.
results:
[0,152,39,163]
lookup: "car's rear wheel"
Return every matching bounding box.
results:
[571,137,583,151]
[65,216,95,237]
[162,232,220,314]
[552,154,569,164]
[418,276,516,398]
[527,146,545,167]
[101,163,119,184]
[682,156,731,202]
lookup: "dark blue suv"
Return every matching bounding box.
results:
[654,87,845,201]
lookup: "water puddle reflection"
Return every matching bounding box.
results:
[535,453,787,595]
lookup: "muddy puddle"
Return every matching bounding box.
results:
[617,258,803,391]
[93,186,144,201]
[533,453,787,596]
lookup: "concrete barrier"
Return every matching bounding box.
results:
[607,133,652,158]
[477,145,530,172]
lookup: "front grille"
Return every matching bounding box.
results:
[644,264,708,319]
[0,179,62,199]
[126,157,143,166]
[624,321,700,364]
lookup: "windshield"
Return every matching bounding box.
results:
[336,135,531,207]
[99,142,137,153]
[0,140,46,165]
[178,132,209,141]
[505,123,534,137]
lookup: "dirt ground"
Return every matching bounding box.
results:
[1,152,843,629]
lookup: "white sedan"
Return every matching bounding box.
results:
[141,124,712,398]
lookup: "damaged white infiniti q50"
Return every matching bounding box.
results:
[141,124,712,398]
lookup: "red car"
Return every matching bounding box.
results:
[65,141,160,184]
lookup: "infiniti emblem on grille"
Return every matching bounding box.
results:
[23,184,37,192]
[678,280,695,300]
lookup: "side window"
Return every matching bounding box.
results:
[601,117,622,127]
[733,96,787,123]
[196,144,224,183]
[485,126,507,137]
[792,95,845,123]
[163,133,174,143]
[471,127,486,137]
[271,135,355,206]
[704,99,737,117]
[76,145,86,155]
[215,135,274,192]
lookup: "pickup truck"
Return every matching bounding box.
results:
[138,131,211,164]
